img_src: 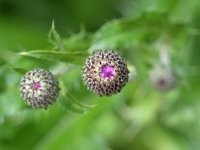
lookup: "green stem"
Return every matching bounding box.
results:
[60,80,96,111]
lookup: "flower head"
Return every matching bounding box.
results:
[149,65,176,92]
[20,68,59,109]
[82,50,129,96]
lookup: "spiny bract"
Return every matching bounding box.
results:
[82,50,129,96]
[20,68,59,109]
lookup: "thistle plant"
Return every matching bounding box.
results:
[19,68,59,109]
[82,50,129,96]
[149,48,176,92]
[149,65,176,92]
[1,2,198,150]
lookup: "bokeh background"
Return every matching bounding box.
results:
[0,0,200,150]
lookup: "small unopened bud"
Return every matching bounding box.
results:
[149,65,176,92]
[19,68,59,109]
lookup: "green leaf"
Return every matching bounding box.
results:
[48,21,92,52]
[90,12,186,51]
[13,67,28,75]
[18,50,88,65]
[33,99,113,150]
[122,0,178,17]
[48,21,64,50]
[169,0,200,23]
[62,32,92,52]
[139,124,190,150]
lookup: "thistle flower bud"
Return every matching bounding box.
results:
[82,50,129,96]
[149,65,176,92]
[20,68,59,109]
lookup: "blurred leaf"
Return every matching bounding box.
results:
[33,98,114,150]
[121,0,177,18]
[169,0,200,23]
[62,32,92,52]
[13,68,28,75]
[138,124,190,150]
[18,50,88,65]
[90,12,186,50]
[121,0,200,24]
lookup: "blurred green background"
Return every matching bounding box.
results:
[0,0,200,150]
